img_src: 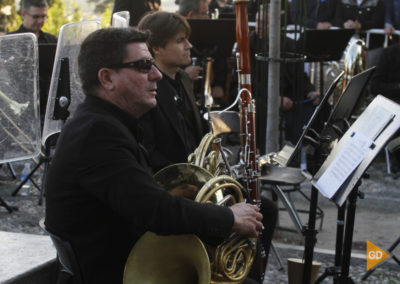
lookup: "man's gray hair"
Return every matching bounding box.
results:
[21,0,48,12]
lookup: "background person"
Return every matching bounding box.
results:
[8,0,57,121]
[45,27,263,284]
[138,11,208,173]
[290,0,337,29]
[383,0,400,38]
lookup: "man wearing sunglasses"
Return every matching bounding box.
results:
[9,0,56,43]
[45,27,263,284]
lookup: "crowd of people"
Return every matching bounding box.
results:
[2,0,399,283]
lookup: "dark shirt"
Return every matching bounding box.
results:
[384,0,400,28]
[290,0,336,28]
[163,72,199,152]
[139,69,207,172]
[370,43,400,103]
[333,0,385,30]
[8,25,57,44]
[45,95,233,283]
[8,25,57,119]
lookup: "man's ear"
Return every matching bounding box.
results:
[98,68,115,91]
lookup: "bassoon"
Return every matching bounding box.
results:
[234,0,260,205]
[234,1,266,281]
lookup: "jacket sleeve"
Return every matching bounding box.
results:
[77,119,235,239]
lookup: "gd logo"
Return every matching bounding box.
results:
[366,240,390,270]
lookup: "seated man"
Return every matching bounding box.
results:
[45,27,263,284]
[138,11,277,284]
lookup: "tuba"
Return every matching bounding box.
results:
[123,1,260,283]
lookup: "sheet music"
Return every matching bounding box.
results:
[315,132,373,198]
[359,105,395,140]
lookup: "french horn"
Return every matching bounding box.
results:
[123,161,256,284]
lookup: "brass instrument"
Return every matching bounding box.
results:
[332,38,366,105]
[341,38,366,94]
[123,163,254,284]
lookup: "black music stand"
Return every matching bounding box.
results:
[187,18,236,58]
[300,66,375,284]
[299,29,354,96]
[273,70,344,167]
[38,43,57,120]
[325,67,376,137]
[312,95,400,284]
[12,58,70,205]
[259,71,344,241]
[302,29,354,62]
[186,19,236,107]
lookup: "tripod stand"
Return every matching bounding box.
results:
[305,95,400,284]
[11,136,56,205]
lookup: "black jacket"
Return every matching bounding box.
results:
[370,43,400,103]
[45,95,233,283]
[8,25,57,43]
[333,0,385,30]
[139,69,207,173]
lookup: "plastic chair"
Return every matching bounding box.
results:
[39,219,83,284]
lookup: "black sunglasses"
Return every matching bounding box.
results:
[107,58,155,73]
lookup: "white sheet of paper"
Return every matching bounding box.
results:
[315,132,373,198]
[359,105,395,140]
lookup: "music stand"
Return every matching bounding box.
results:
[311,95,400,283]
[299,66,376,284]
[325,66,376,137]
[272,70,344,167]
[303,29,355,62]
[187,19,236,58]
[38,43,57,121]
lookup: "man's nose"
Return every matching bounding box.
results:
[185,39,193,49]
[149,65,162,81]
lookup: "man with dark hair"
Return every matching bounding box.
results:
[139,12,277,284]
[45,27,262,284]
[8,0,57,120]
[138,11,206,172]
[9,0,56,42]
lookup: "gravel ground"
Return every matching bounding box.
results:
[0,153,399,283]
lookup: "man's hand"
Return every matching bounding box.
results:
[230,202,263,238]
[307,91,321,106]
[282,96,293,111]
[384,25,395,35]
[344,20,360,30]
[184,65,202,81]
[317,22,332,30]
